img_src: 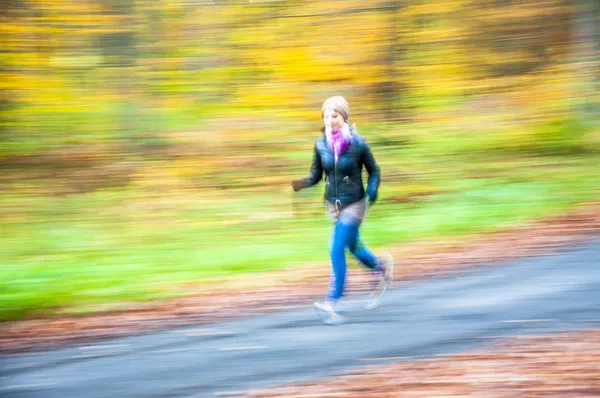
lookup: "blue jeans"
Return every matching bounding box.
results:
[327,212,380,301]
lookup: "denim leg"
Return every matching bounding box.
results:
[327,220,359,300]
[348,231,379,270]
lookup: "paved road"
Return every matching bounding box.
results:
[2,239,600,398]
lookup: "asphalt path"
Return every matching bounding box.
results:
[2,239,599,398]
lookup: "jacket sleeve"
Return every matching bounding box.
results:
[361,141,380,203]
[295,141,323,190]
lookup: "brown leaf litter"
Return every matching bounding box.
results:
[235,329,600,397]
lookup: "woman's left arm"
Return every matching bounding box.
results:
[361,141,380,204]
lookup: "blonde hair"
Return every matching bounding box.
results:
[321,96,350,122]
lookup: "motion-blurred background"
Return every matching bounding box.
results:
[2,0,599,322]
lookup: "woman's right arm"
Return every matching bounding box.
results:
[292,142,323,191]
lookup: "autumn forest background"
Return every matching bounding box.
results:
[1,0,600,322]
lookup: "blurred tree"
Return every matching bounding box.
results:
[571,0,600,123]
[100,0,138,138]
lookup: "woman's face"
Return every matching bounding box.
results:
[323,108,345,131]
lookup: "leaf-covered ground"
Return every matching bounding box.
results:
[236,330,600,397]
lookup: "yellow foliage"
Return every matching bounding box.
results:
[1,0,588,144]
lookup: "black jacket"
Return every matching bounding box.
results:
[294,133,380,208]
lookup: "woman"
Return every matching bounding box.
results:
[292,96,393,324]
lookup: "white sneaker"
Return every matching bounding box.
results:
[313,300,345,325]
[366,253,394,310]
[382,252,394,286]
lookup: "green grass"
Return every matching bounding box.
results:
[1,122,599,322]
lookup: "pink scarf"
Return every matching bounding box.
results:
[326,123,353,160]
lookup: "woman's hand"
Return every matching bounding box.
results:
[367,193,377,205]
[291,179,304,192]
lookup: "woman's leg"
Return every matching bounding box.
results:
[327,217,360,301]
[348,231,380,270]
